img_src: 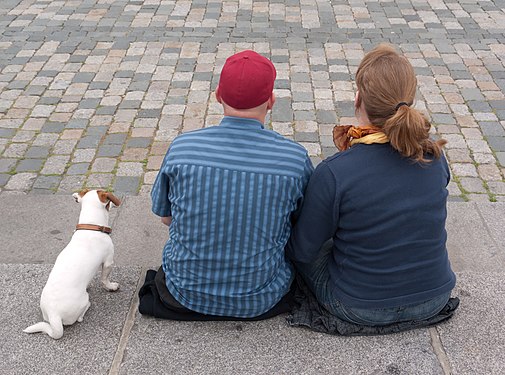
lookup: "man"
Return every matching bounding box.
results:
[151,50,313,318]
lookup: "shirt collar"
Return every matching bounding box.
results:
[219,116,265,130]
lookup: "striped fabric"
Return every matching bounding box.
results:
[151,116,313,317]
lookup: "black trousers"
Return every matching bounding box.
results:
[138,267,296,321]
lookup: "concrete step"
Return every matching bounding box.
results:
[1,197,504,374]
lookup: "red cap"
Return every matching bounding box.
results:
[218,50,276,109]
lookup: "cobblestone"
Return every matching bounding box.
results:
[4,172,37,191]
[33,175,61,191]
[0,174,9,187]
[15,159,44,173]
[0,159,16,173]
[58,175,85,193]
[86,173,114,190]
[488,181,505,195]
[91,158,117,173]
[0,0,504,200]
[452,163,479,178]
[113,176,140,194]
[466,193,490,203]
[459,177,486,194]
[67,163,90,175]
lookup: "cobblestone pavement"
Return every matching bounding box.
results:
[0,0,505,201]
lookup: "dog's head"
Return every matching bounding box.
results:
[72,189,121,211]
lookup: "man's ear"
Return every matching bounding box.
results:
[266,92,276,110]
[215,85,222,104]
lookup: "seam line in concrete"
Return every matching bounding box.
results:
[474,203,500,250]
[110,195,128,230]
[109,266,146,375]
[429,327,452,375]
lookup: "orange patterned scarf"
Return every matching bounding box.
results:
[332,125,389,151]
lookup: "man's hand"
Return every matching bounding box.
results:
[161,216,172,226]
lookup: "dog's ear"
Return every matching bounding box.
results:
[106,192,121,207]
[97,190,121,209]
[73,189,89,203]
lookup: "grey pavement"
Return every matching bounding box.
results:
[1,0,505,374]
[1,196,504,374]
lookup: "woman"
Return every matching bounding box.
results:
[287,44,456,326]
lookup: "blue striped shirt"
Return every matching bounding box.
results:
[151,116,313,317]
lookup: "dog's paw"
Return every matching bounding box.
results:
[104,282,120,292]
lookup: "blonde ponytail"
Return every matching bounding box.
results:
[356,44,446,163]
[383,105,446,163]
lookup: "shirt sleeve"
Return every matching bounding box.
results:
[291,154,315,224]
[286,161,339,264]
[151,153,172,218]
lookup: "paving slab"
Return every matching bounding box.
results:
[0,195,119,264]
[474,202,505,249]
[121,314,443,375]
[0,189,504,374]
[445,202,505,272]
[0,264,141,375]
[436,271,505,375]
[111,196,167,267]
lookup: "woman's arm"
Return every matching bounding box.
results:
[286,162,340,263]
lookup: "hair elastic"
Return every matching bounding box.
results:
[395,102,410,111]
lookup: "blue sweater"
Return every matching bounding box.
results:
[286,143,456,309]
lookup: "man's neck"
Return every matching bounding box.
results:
[222,107,267,124]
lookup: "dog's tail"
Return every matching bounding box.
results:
[23,315,63,339]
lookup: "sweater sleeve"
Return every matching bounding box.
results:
[442,152,450,186]
[286,162,339,263]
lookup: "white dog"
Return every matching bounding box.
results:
[24,189,121,339]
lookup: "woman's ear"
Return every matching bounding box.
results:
[355,90,360,110]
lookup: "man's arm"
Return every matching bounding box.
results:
[290,154,314,225]
[151,156,172,219]
[161,216,172,226]
[286,162,339,264]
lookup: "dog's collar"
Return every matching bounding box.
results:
[75,224,112,234]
